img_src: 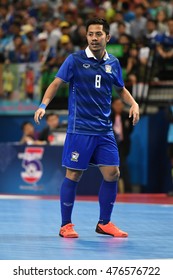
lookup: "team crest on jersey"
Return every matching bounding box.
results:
[71,151,80,162]
[83,63,90,68]
[105,65,112,73]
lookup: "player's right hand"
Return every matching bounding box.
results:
[34,108,45,124]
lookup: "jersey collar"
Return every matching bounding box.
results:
[85,46,110,60]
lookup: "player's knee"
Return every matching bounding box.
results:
[103,168,120,182]
[66,169,83,182]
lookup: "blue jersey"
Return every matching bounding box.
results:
[56,47,124,135]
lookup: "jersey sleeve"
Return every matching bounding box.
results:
[55,54,74,83]
[113,58,124,92]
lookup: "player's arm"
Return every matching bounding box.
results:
[119,86,140,126]
[34,77,63,124]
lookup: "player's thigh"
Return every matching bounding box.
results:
[62,133,97,170]
[91,134,120,166]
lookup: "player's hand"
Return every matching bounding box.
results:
[34,108,45,124]
[129,102,140,126]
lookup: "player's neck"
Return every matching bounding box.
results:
[91,49,105,61]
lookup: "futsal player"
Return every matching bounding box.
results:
[34,18,140,238]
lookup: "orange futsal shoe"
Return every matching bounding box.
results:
[59,223,79,238]
[96,222,128,238]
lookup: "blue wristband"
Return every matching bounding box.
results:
[39,103,46,110]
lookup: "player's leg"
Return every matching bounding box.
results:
[59,133,97,238]
[98,165,119,223]
[61,167,83,227]
[59,168,83,238]
[91,134,128,237]
[97,165,128,237]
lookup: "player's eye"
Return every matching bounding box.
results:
[96,32,102,36]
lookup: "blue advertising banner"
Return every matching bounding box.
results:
[0,143,103,196]
[0,144,65,195]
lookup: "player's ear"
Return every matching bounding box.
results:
[106,34,111,43]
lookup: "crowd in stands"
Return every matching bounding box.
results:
[1,0,173,86]
[1,1,172,194]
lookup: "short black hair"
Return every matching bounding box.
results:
[21,121,33,130]
[86,18,110,35]
[45,113,59,120]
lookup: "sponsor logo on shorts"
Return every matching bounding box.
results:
[71,151,79,162]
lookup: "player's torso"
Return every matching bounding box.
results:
[68,51,119,134]
[72,51,116,95]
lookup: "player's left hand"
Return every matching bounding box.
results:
[129,102,140,126]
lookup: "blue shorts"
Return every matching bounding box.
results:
[62,133,120,170]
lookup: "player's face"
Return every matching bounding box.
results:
[86,24,110,54]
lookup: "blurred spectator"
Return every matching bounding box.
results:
[21,0,38,19]
[147,0,164,20]
[20,121,40,145]
[36,2,53,29]
[121,1,135,23]
[111,97,133,193]
[166,0,173,19]
[64,9,77,28]
[96,7,107,20]
[0,26,11,53]
[156,9,169,34]
[76,2,95,21]
[7,42,38,63]
[155,17,173,49]
[155,18,173,80]
[8,21,21,37]
[57,35,76,60]
[104,0,118,23]
[71,24,87,49]
[2,63,15,99]
[117,33,138,84]
[56,0,77,17]
[109,11,130,40]
[25,65,35,100]
[5,34,23,58]
[144,19,160,49]
[37,31,57,70]
[116,21,130,42]
[71,15,84,32]
[43,20,62,48]
[126,45,139,84]
[137,38,150,81]
[20,24,38,50]
[1,21,22,57]
[59,21,71,37]
[38,113,66,145]
[1,0,173,87]
[130,4,147,40]
[0,3,14,33]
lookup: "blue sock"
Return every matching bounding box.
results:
[98,180,118,225]
[60,177,78,227]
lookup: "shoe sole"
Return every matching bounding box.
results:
[59,233,79,238]
[96,226,128,238]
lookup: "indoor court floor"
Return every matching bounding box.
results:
[0,194,173,260]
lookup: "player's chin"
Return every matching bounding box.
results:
[89,45,100,52]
